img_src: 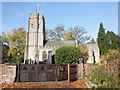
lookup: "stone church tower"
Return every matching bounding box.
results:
[24,11,45,62]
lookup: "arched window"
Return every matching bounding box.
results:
[42,51,47,59]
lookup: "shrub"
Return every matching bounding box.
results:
[55,45,80,64]
[101,49,120,63]
[87,66,118,88]
[100,49,120,88]
[100,49,119,75]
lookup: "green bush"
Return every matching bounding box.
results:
[87,66,118,88]
[55,45,80,64]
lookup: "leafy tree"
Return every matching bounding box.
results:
[47,24,90,43]
[64,31,74,41]
[0,34,10,64]
[47,24,65,41]
[2,44,9,63]
[2,32,10,46]
[3,28,26,63]
[55,45,80,64]
[97,23,106,55]
[66,25,90,43]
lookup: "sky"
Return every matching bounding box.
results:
[2,2,118,40]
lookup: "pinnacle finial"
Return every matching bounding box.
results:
[29,11,32,18]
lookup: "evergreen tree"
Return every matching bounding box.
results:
[118,35,120,48]
[97,23,119,55]
[97,23,106,55]
[106,31,119,50]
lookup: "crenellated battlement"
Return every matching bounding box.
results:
[29,11,44,20]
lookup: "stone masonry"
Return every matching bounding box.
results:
[0,64,16,84]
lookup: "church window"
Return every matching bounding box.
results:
[43,51,47,59]
[31,24,33,28]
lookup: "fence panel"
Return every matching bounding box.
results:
[70,64,77,81]
[57,65,68,81]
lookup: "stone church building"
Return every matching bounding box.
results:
[24,11,100,64]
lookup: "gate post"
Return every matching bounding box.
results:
[16,62,20,82]
[77,63,84,79]
[68,63,70,83]
[16,50,21,82]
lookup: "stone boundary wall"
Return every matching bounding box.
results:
[0,64,16,84]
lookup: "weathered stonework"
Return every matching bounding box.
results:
[77,64,84,79]
[0,64,16,84]
[24,12,45,63]
[87,43,100,63]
